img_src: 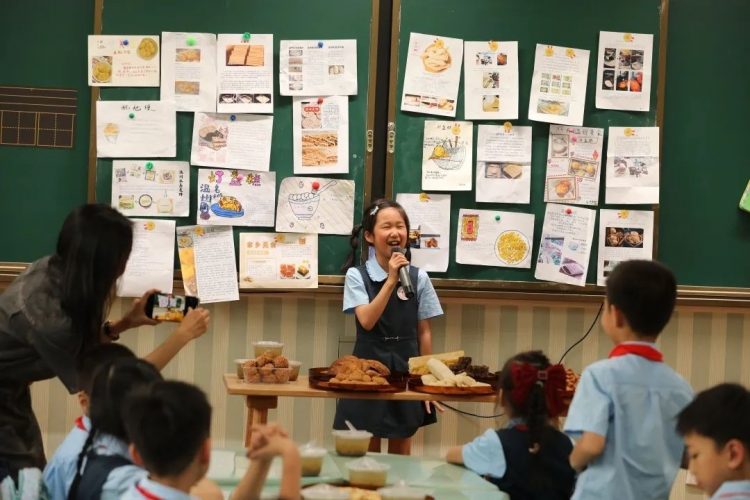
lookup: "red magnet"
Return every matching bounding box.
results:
[565,208,573,215]
[317,97,324,105]
[312,181,320,190]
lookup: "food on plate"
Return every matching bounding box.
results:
[629,80,641,92]
[539,101,564,115]
[421,39,451,73]
[482,95,500,112]
[420,359,491,388]
[175,81,200,95]
[176,49,200,62]
[227,45,249,65]
[502,163,523,179]
[242,351,291,383]
[496,230,529,265]
[137,38,159,60]
[425,237,438,248]
[328,356,390,385]
[560,261,585,277]
[280,263,296,279]
[624,230,643,246]
[607,228,624,246]
[118,195,135,210]
[92,57,112,83]
[138,194,152,208]
[408,350,465,375]
[437,98,454,110]
[217,195,242,212]
[245,45,264,66]
[255,94,271,104]
[555,179,572,197]
[198,124,227,150]
[297,262,310,277]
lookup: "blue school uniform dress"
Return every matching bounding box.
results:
[43,415,90,500]
[711,480,750,499]
[121,476,197,499]
[564,341,694,500]
[333,255,443,438]
[462,418,575,500]
[74,433,146,500]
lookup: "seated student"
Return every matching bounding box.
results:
[234,423,301,500]
[677,383,750,499]
[446,351,575,499]
[564,260,694,500]
[69,357,163,500]
[43,343,135,500]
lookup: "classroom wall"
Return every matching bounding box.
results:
[31,295,749,500]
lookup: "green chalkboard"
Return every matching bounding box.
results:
[93,0,374,276]
[0,0,94,262]
[388,0,661,286]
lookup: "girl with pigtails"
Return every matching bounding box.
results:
[334,199,443,455]
[447,351,577,499]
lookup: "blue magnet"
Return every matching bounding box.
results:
[317,41,324,48]
[230,114,237,121]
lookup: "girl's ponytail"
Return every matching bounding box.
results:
[340,224,363,272]
[68,426,96,499]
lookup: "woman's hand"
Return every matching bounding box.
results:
[424,400,445,414]
[120,289,161,329]
[175,307,210,342]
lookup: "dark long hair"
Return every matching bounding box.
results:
[499,351,560,492]
[50,204,133,349]
[340,198,410,272]
[69,357,162,498]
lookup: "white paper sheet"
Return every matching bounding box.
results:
[117,219,175,297]
[476,124,532,203]
[216,34,274,114]
[96,101,176,158]
[88,35,160,87]
[176,225,239,304]
[279,40,357,96]
[597,209,654,286]
[395,193,451,273]
[544,125,604,206]
[196,168,275,227]
[190,112,273,171]
[239,233,318,289]
[456,209,535,269]
[605,127,660,204]
[293,96,349,174]
[463,41,519,120]
[275,177,354,235]
[112,161,189,217]
[160,32,217,112]
[528,44,590,126]
[596,31,654,112]
[534,204,596,286]
[401,33,463,117]
[422,121,473,191]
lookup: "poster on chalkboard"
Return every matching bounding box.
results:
[605,126,660,204]
[475,124,532,203]
[112,160,190,217]
[464,40,519,120]
[596,31,653,112]
[597,209,654,286]
[88,35,160,87]
[216,34,274,114]
[279,40,357,96]
[422,120,473,191]
[196,168,276,227]
[528,44,590,126]
[293,96,349,175]
[96,101,176,158]
[161,32,217,112]
[535,204,596,287]
[117,219,175,298]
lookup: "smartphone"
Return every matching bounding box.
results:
[145,293,200,322]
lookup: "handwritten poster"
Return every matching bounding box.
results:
[196,168,275,227]
[534,204,596,287]
[112,161,189,217]
[605,127,660,204]
[396,193,451,273]
[528,44,590,126]
[239,233,318,289]
[456,209,535,269]
[544,125,604,206]
[275,177,354,235]
[476,124,532,203]
[176,225,239,304]
[292,96,349,174]
[117,219,175,297]
[88,35,160,87]
[96,101,175,158]
[422,120,473,191]
[190,112,273,171]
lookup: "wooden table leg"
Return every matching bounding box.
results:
[244,396,278,447]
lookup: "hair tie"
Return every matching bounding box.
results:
[509,363,568,417]
[369,205,380,216]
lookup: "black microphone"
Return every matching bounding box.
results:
[392,247,415,298]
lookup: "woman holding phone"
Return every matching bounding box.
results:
[0,204,209,479]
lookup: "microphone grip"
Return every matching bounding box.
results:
[398,263,415,298]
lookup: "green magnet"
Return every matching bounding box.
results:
[186,37,196,46]
[242,32,251,41]
[495,215,501,221]
[128,113,135,119]
[145,162,154,170]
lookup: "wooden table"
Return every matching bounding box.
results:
[224,374,497,446]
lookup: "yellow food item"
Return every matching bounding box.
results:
[92,59,112,82]
[496,231,528,264]
[218,196,242,212]
[430,144,447,159]
[427,358,455,382]
[137,38,158,60]
[421,39,451,73]
[408,350,464,375]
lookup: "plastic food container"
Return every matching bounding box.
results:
[346,457,390,488]
[288,360,302,381]
[252,341,284,357]
[332,429,372,457]
[378,482,431,500]
[242,366,291,384]
[301,484,349,499]
[298,444,327,476]
[234,358,250,379]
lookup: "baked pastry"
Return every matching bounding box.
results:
[227,45,249,65]
[218,196,242,212]
[421,39,451,73]
[555,180,572,197]
[245,45,264,66]
[502,164,523,179]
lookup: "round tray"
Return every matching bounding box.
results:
[408,377,496,396]
[308,367,406,393]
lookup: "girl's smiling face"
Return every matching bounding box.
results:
[364,207,408,259]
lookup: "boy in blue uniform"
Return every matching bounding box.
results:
[564,260,694,500]
[677,383,750,499]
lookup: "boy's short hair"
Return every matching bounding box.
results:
[76,343,135,392]
[605,260,676,337]
[123,381,212,476]
[677,383,750,450]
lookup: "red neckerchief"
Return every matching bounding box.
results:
[135,483,163,500]
[609,343,663,362]
[514,424,529,432]
[74,416,87,432]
